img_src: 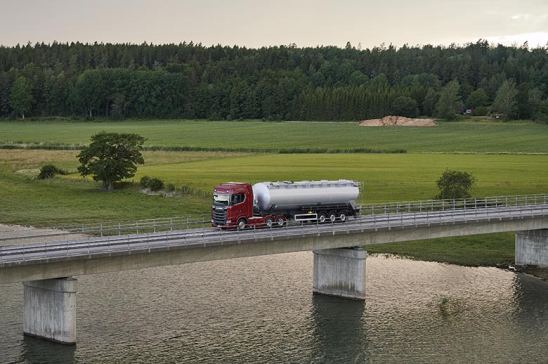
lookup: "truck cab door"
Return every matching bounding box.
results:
[230,193,247,220]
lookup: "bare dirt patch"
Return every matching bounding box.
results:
[359,115,437,127]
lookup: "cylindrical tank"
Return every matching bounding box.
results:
[252,180,360,211]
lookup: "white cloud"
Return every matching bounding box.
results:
[511,14,531,21]
[486,32,548,47]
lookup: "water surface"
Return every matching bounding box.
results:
[1,253,547,363]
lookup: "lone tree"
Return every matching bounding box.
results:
[435,169,475,200]
[78,132,145,190]
[10,76,33,119]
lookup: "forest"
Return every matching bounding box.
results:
[0,41,547,121]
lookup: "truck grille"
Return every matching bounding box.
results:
[212,208,227,225]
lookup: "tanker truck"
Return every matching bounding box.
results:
[212,180,360,229]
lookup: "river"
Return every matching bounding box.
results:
[1,253,547,363]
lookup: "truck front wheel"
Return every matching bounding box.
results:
[237,218,247,230]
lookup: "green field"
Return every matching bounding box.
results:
[1,119,547,267]
[135,153,548,202]
[1,119,547,153]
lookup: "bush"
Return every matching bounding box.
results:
[37,164,66,179]
[166,183,175,192]
[140,176,151,188]
[148,178,164,191]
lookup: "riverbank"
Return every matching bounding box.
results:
[367,233,515,267]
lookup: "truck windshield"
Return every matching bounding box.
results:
[213,193,230,206]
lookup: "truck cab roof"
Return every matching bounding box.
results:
[214,182,251,194]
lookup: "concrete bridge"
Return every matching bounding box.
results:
[1,194,548,344]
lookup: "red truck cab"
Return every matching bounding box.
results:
[212,183,254,229]
[212,182,283,229]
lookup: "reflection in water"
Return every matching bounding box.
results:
[0,253,547,363]
[21,336,75,364]
[310,295,366,363]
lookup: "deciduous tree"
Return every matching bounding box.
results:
[435,169,476,200]
[491,79,519,119]
[77,132,145,191]
[9,76,33,119]
[435,80,462,120]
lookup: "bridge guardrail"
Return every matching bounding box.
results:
[1,193,547,243]
[359,194,548,216]
[1,198,547,267]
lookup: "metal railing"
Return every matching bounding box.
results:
[1,193,547,267]
[359,194,548,216]
[0,215,212,243]
[1,194,547,243]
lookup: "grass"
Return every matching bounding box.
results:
[0,118,547,153]
[0,149,546,267]
[0,150,245,225]
[134,153,548,202]
[367,233,515,267]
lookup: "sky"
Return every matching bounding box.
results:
[1,0,547,48]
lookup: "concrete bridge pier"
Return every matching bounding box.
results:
[515,230,548,267]
[23,277,77,344]
[313,247,367,300]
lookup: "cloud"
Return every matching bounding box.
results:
[510,13,548,23]
[486,32,548,47]
[510,14,531,21]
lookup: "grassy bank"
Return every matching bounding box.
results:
[0,119,547,153]
[367,233,515,267]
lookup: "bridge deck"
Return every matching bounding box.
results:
[1,203,547,274]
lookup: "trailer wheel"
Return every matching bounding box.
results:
[277,218,285,227]
[266,218,273,228]
[319,214,326,223]
[339,212,347,222]
[237,218,247,230]
[329,212,337,223]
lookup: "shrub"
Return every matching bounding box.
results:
[148,178,164,191]
[166,183,175,192]
[140,176,151,188]
[37,164,66,179]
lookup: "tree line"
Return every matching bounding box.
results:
[0,41,547,121]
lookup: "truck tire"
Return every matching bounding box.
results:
[276,217,285,227]
[319,214,326,223]
[339,212,347,222]
[238,218,247,230]
[266,218,273,228]
[329,212,337,223]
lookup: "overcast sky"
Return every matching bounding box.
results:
[1,0,547,48]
